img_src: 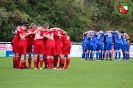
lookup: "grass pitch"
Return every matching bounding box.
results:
[0,57,133,88]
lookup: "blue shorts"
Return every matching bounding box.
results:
[105,42,112,50]
[122,44,128,52]
[85,42,90,50]
[114,43,122,50]
[90,44,96,51]
[96,43,103,51]
[82,47,87,53]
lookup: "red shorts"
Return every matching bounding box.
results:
[18,41,27,54]
[12,38,19,53]
[34,42,44,54]
[45,47,56,56]
[56,45,63,55]
[27,44,32,53]
[12,43,19,53]
[63,43,71,55]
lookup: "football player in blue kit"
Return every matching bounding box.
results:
[112,30,123,61]
[121,31,130,61]
[95,30,104,60]
[104,30,113,60]
[81,34,87,60]
[87,29,96,60]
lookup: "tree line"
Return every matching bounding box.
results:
[0,0,133,42]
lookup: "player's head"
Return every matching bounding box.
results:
[44,23,49,29]
[49,24,54,29]
[30,23,36,29]
[22,21,29,30]
[37,23,41,27]
[120,31,124,33]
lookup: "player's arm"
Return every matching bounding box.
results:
[83,31,90,35]
[20,33,25,40]
[34,36,44,41]
[32,28,40,34]
[43,34,54,41]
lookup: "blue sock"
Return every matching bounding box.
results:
[96,52,99,60]
[90,52,94,60]
[82,52,85,59]
[127,53,129,60]
[85,53,89,60]
[115,52,117,60]
[125,53,128,60]
[106,53,109,59]
[99,52,102,60]
[109,53,112,59]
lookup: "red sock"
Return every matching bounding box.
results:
[47,58,51,68]
[34,57,37,68]
[16,56,20,68]
[54,58,58,68]
[37,57,39,68]
[40,57,43,68]
[14,56,17,68]
[13,56,15,68]
[20,59,26,69]
[28,57,32,68]
[44,58,47,68]
[60,58,65,68]
[51,59,54,68]
[24,56,27,68]
[65,58,70,68]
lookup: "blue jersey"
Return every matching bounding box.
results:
[89,32,96,45]
[122,34,128,45]
[96,33,104,44]
[82,35,86,48]
[113,32,122,44]
[105,32,113,43]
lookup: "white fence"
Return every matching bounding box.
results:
[0,42,133,57]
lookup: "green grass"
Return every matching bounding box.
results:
[0,57,133,88]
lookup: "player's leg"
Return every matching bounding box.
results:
[28,52,32,69]
[90,44,96,60]
[27,45,32,69]
[126,44,130,61]
[34,54,38,70]
[81,47,86,60]
[39,54,44,70]
[45,47,51,69]
[39,43,45,69]
[53,55,58,69]
[64,54,70,69]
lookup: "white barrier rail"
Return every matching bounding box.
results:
[0,42,133,57]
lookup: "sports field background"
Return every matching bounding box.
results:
[0,57,133,88]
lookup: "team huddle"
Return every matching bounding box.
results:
[11,22,71,70]
[81,29,130,61]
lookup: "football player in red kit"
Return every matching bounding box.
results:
[11,26,23,68]
[33,26,45,70]
[43,23,58,69]
[27,23,37,68]
[62,31,71,69]
[54,29,65,69]
[18,22,31,69]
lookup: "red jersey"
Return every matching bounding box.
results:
[28,28,37,45]
[62,34,71,45]
[12,27,23,44]
[44,31,57,48]
[54,30,63,47]
[19,29,29,44]
[34,30,44,43]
